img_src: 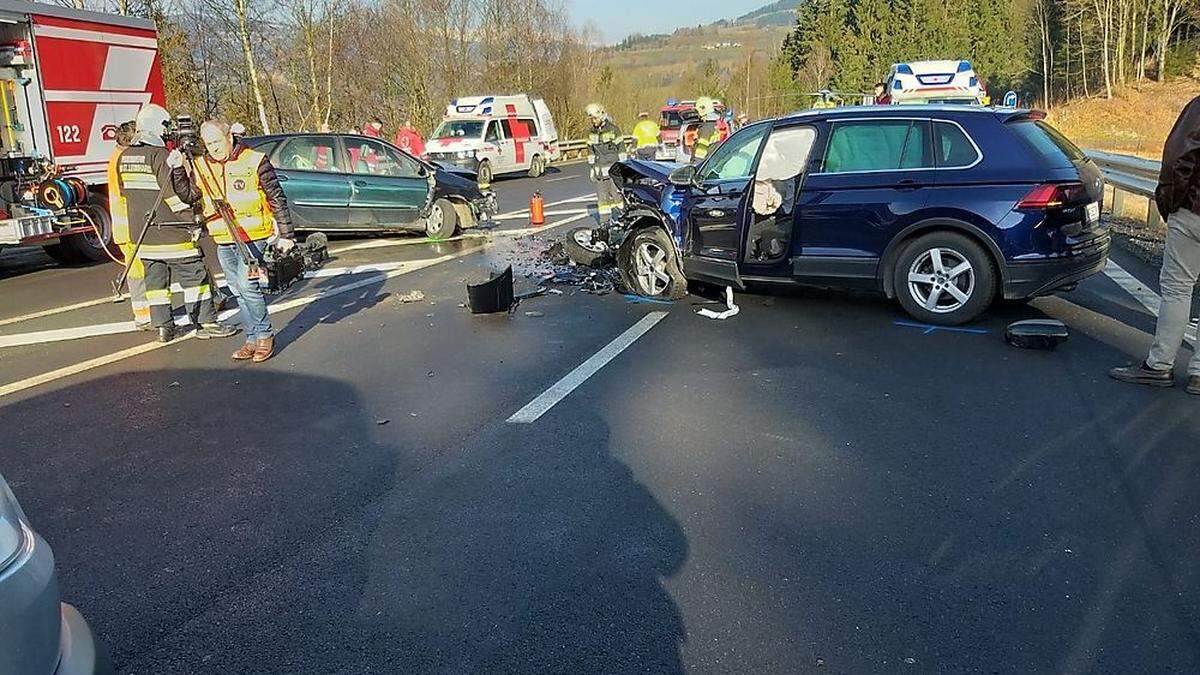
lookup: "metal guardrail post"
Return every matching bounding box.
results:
[1085,149,1161,228]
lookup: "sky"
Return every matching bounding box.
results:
[565,0,769,44]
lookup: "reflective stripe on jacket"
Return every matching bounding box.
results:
[587,120,623,165]
[692,121,721,161]
[117,143,198,251]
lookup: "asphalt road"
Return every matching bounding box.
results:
[2,160,1199,673]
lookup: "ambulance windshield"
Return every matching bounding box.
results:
[434,120,485,139]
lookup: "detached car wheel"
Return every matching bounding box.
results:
[893,231,995,325]
[619,228,687,300]
[425,198,459,239]
[563,227,612,267]
[476,159,493,187]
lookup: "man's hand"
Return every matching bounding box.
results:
[166,149,185,169]
[274,237,296,253]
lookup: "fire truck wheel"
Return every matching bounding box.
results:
[476,159,493,187]
[67,203,119,263]
[528,154,546,178]
[425,198,459,240]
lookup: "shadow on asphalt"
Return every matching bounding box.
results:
[0,370,689,671]
[273,272,390,355]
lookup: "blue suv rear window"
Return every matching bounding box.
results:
[1008,120,1085,167]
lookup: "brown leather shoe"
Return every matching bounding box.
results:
[232,342,256,361]
[252,336,275,363]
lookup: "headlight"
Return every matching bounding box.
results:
[0,475,29,571]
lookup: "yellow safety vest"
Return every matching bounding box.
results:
[106,147,131,244]
[195,148,276,244]
[632,120,660,148]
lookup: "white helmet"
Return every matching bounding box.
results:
[135,103,171,137]
[230,122,246,136]
[585,103,606,121]
[695,97,716,119]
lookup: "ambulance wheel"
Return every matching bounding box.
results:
[528,154,546,178]
[425,198,459,240]
[68,203,120,263]
[476,160,493,187]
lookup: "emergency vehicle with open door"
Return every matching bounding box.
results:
[425,94,559,186]
[0,0,164,264]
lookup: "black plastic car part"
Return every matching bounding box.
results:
[466,265,514,313]
[1005,319,1069,350]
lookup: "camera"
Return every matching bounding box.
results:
[167,114,204,157]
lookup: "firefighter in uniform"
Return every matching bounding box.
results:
[632,112,660,160]
[585,103,624,218]
[691,97,723,164]
[173,120,295,363]
[117,104,238,343]
[106,120,151,329]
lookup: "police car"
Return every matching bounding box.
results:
[885,60,987,105]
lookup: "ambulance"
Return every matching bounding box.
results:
[884,60,987,105]
[425,94,559,185]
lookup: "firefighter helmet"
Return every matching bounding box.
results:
[135,103,171,137]
[585,103,607,121]
[695,97,717,119]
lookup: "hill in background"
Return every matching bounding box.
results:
[602,1,796,124]
[735,0,803,27]
[1049,76,1200,158]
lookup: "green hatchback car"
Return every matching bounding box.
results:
[244,133,497,239]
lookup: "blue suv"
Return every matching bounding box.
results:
[600,105,1109,325]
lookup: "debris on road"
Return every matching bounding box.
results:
[492,233,623,296]
[396,290,426,304]
[524,311,544,317]
[466,265,515,313]
[697,286,740,320]
[1005,319,1069,351]
[375,418,390,425]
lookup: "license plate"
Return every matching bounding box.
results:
[1085,201,1100,224]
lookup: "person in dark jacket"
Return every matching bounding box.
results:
[174,119,295,363]
[585,103,624,218]
[1110,95,1200,395]
[118,104,238,343]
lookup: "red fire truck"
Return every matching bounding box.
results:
[0,0,165,263]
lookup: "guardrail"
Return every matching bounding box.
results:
[556,136,637,161]
[1085,149,1161,226]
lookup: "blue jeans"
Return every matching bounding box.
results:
[217,240,273,340]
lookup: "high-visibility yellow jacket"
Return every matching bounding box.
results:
[106,147,131,244]
[192,148,279,244]
[632,119,660,148]
[692,121,722,162]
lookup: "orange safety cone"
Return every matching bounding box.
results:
[530,192,545,226]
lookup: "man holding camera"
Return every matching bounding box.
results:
[116,104,237,343]
[172,120,295,363]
